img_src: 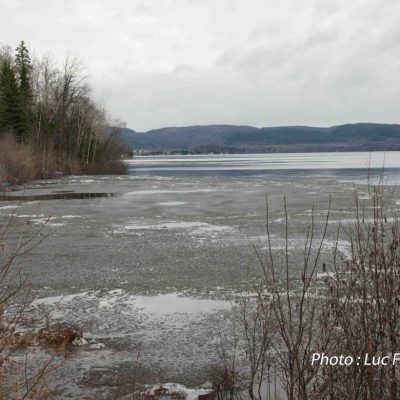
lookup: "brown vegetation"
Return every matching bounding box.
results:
[0,212,53,398]
[227,176,400,400]
[144,385,187,400]
[0,134,38,185]
[0,133,129,186]
[37,324,82,351]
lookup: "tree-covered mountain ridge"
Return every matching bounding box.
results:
[122,123,400,154]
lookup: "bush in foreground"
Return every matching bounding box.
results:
[231,177,400,400]
[0,212,53,398]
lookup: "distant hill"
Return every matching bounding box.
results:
[120,123,400,154]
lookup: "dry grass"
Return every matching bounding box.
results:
[82,159,128,175]
[0,134,39,185]
[0,134,128,187]
[37,324,82,351]
[9,332,35,347]
[0,163,8,184]
[144,385,187,400]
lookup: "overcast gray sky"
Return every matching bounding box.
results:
[1,0,399,131]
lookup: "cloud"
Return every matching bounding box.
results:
[1,0,400,130]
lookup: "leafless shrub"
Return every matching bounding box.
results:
[236,270,275,400]
[242,174,400,400]
[0,135,39,184]
[0,210,53,398]
[208,331,243,400]
[242,196,333,400]
[314,178,400,399]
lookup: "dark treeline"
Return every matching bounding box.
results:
[0,41,130,185]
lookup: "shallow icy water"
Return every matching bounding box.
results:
[127,151,400,179]
[1,165,400,397]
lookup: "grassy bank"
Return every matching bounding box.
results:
[0,134,128,188]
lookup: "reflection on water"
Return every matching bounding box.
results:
[0,192,117,201]
[126,152,400,178]
[113,292,231,316]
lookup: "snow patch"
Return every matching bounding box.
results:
[144,383,211,400]
[72,337,88,346]
[79,179,95,183]
[316,272,335,279]
[89,342,105,349]
[31,292,90,307]
[156,201,186,206]
[323,240,352,259]
[0,205,18,210]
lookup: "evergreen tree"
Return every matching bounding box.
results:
[0,59,25,138]
[14,41,32,139]
[15,41,31,101]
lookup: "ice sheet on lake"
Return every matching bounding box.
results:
[125,189,216,195]
[123,221,233,232]
[323,239,352,259]
[28,290,231,336]
[31,292,89,307]
[156,201,186,206]
[98,292,231,315]
[0,204,18,210]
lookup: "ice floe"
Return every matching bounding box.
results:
[30,290,231,322]
[123,221,230,231]
[0,204,18,210]
[156,201,186,206]
[125,189,216,195]
[143,383,211,400]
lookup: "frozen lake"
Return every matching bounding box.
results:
[1,152,400,397]
[127,151,400,178]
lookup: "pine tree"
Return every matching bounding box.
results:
[14,41,32,139]
[15,41,31,101]
[0,59,25,138]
